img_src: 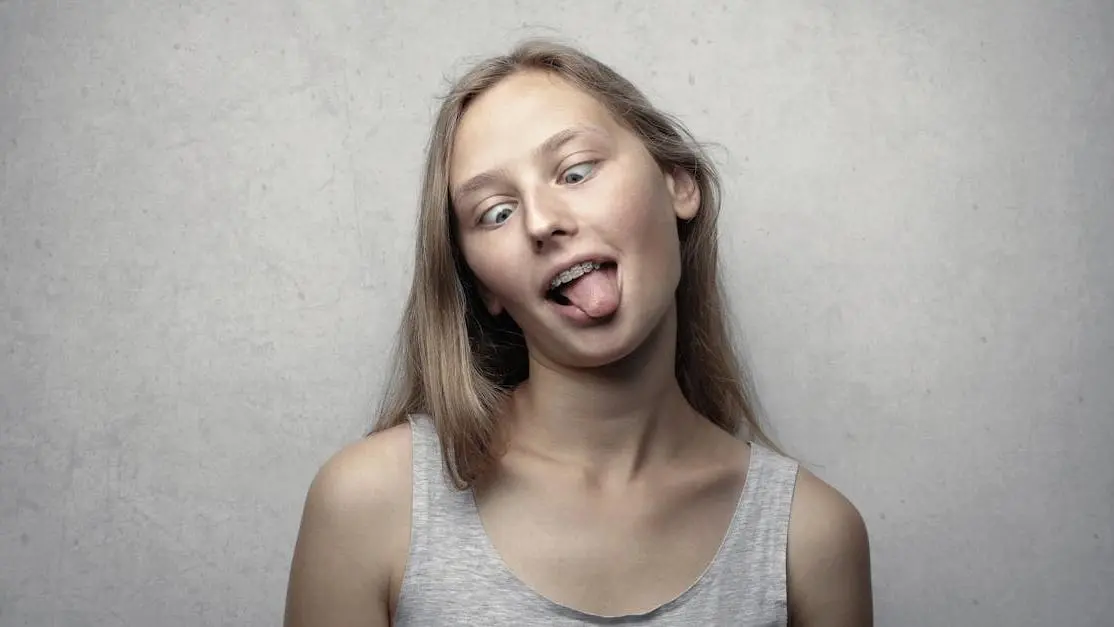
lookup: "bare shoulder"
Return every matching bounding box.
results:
[284,423,414,627]
[304,423,413,518]
[787,466,873,627]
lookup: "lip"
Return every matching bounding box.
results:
[540,254,618,297]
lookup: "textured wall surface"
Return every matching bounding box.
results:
[2,1,1111,625]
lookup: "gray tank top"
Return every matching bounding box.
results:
[393,415,800,626]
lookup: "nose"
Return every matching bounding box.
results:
[522,186,576,250]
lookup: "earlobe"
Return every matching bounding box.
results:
[666,167,700,221]
[478,284,504,317]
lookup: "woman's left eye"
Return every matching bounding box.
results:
[560,162,596,185]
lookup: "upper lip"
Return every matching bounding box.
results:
[541,254,616,296]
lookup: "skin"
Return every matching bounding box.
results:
[284,71,872,626]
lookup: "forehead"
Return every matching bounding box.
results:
[449,71,620,184]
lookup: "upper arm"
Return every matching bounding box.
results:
[284,425,413,627]
[786,467,873,627]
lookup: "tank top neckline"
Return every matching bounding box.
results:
[458,440,763,621]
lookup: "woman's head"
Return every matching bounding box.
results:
[375,39,772,487]
[451,68,701,371]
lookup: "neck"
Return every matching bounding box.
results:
[505,307,704,481]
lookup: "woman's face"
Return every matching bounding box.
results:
[449,70,699,370]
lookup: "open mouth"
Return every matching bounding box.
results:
[542,260,621,321]
[545,261,616,304]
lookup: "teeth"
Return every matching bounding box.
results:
[550,262,602,290]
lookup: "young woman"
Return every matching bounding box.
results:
[285,40,873,626]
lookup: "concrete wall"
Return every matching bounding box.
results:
[2,1,1111,625]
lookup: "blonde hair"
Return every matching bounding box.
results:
[373,39,777,488]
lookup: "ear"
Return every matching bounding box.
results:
[664,166,700,221]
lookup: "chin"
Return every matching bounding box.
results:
[562,342,639,370]
[516,290,678,371]
[554,309,670,371]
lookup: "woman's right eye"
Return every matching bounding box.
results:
[479,202,515,227]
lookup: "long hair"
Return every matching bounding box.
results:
[372,39,777,488]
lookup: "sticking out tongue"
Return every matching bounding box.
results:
[560,268,619,318]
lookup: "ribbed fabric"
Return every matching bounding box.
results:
[393,415,799,626]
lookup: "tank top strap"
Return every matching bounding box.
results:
[403,413,473,542]
[708,441,800,620]
[736,441,800,537]
[398,414,535,624]
[404,414,436,545]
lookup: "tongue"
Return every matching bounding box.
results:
[560,269,619,318]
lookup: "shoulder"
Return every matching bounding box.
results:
[284,423,414,627]
[305,422,414,518]
[786,466,873,626]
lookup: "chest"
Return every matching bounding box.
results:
[474,471,746,617]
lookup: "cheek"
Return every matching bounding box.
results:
[463,247,501,288]
[461,239,529,305]
[602,176,678,248]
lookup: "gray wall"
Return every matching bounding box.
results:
[2,1,1111,625]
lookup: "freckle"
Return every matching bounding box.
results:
[20,533,30,545]
[688,73,695,86]
[1095,533,1101,540]
[972,599,980,605]
[879,513,886,520]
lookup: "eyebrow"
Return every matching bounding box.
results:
[451,126,605,203]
